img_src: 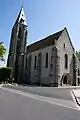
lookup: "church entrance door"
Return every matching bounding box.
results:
[60,73,71,85]
[63,75,67,84]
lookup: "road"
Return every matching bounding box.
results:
[0,87,80,120]
[3,85,75,100]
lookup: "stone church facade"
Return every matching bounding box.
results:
[7,7,80,86]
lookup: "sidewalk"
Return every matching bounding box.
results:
[72,89,80,107]
[58,84,80,89]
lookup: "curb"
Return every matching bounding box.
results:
[72,91,80,107]
[7,83,18,86]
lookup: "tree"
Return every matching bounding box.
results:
[0,42,6,61]
[75,50,80,61]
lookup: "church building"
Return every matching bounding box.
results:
[7,7,80,86]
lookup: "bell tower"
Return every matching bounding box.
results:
[7,6,27,83]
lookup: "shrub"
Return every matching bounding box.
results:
[0,67,12,83]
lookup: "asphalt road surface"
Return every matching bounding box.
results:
[0,87,80,120]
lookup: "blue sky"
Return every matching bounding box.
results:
[0,0,80,66]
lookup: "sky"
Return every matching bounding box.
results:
[0,0,80,66]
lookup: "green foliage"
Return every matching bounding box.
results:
[75,50,80,60]
[0,42,6,61]
[0,67,12,82]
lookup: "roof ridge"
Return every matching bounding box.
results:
[28,28,64,47]
[27,28,64,54]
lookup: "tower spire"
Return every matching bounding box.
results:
[21,0,23,8]
[14,2,27,26]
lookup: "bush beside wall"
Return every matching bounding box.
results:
[0,67,12,83]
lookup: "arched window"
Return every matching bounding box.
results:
[78,69,80,85]
[25,57,27,69]
[63,43,65,48]
[78,69,79,76]
[64,54,68,69]
[34,56,37,69]
[18,27,21,38]
[45,53,48,68]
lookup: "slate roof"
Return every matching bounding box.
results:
[27,29,64,54]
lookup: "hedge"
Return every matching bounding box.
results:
[0,67,12,82]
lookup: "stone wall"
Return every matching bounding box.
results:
[56,28,74,85]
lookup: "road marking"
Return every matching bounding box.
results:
[0,87,80,111]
